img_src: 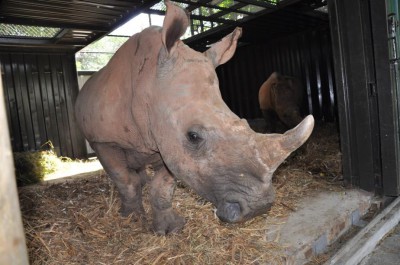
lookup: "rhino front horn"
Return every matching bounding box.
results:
[258,115,314,172]
[280,115,314,151]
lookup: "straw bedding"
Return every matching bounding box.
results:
[19,122,344,264]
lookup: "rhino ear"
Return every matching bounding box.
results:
[162,0,189,55]
[204,27,242,68]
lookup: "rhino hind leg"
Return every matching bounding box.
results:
[150,166,185,235]
[90,143,146,220]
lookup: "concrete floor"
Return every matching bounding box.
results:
[264,189,373,265]
[360,223,400,265]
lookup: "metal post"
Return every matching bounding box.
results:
[0,67,29,264]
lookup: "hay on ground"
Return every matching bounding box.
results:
[19,123,344,265]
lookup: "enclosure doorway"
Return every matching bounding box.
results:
[328,0,400,196]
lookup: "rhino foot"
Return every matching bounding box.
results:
[120,203,146,222]
[152,209,186,235]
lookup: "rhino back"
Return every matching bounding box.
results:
[258,77,274,110]
[75,26,163,150]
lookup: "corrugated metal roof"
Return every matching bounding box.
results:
[0,0,328,51]
[0,0,160,50]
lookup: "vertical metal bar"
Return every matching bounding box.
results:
[24,54,41,150]
[12,54,30,151]
[0,65,29,265]
[377,0,400,195]
[328,0,358,187]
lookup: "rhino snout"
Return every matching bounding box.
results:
[216,201,241,223]
[216,197,274,223]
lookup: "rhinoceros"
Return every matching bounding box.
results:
[259,72,305,133]
[75,0,314,235]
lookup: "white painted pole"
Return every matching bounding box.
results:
[0,67,29,264]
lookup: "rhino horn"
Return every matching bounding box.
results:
[162,0,189,55]
[257,115,314,175]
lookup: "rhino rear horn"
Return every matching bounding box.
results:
[204,27,242,68]
[258,115,314,173]
[162,0,189,55]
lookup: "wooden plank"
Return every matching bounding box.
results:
[23,53,41,150]
[37,54,61,154]
[1,54,21,150]
[58,53,73,157]
[20,54,40,151]
[49,54,68,156]
[29,54,48,147]
[4,54,20,151]
[0,64,29,265]
[43,54,61,154]
[62,53,86,158]
[0,54,14,143]
[11,54,30,151]
[56,54,74,157]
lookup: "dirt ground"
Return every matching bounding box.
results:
[19,122,345,265]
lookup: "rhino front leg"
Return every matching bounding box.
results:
[150,166,185,235]
[90,143,146,221]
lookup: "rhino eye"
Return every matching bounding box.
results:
[187,131,202,144]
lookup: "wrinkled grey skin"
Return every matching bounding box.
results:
[259,72,304,133]
[75,1,314,235]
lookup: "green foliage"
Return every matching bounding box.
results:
[217,0,235,8]
[13,144,62,186]
[76,52,114,72]
[76,36,129,71]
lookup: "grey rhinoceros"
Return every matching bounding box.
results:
[259,72,305,132]
[75,0,314,235]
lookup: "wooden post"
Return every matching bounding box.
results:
[0,68,29,264]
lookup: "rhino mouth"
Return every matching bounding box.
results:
[216,201,242,223]
[216,200,273,223]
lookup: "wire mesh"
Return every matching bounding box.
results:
[0,24,61,38]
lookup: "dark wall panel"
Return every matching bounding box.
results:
[0,51,85,158]
[216,27,336,122]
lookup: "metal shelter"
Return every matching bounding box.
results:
[0,0,399,196]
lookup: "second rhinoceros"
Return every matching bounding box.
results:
[75,1,314,235]
[259,72,305,132]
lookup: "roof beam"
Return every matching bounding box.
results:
[0,37,53,45]
[172,0,252,15]
[5,0,125,16]
[235,0,277,8]
[0,17,109,32]
[145,9,236,25]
